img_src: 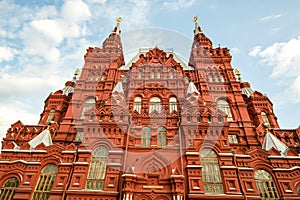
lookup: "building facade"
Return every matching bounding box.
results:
[1,18,300,200]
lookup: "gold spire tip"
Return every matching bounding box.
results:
[117,17,123,23]
[193,16,198,23]
[74,68,80,76]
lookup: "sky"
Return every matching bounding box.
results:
[1,0,300,139]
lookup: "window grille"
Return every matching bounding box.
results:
[217,100,233,121]
[200,149,224,194]
[134,97,142,114]
[261,112,270,127]
[32,164,57,200]
[81,98,95,119]
[142,127,151,147]
[149,97,161,113]
[0,177,19,200]
[157,127,166,147]
[254,170,279,200]
[228,135,238,144]
[46,109,55,124]
[86,146,108,190]
[169,97,177,112]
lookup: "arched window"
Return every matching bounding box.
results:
[214,74,219,82]
[157,127,166,147]
[151,72,155,79]
[220,74,225,82]
[86,146,108,190]
[81,98,95,119]
[261,112,270,127]
[157,72,161,79]
[32,164,57,200]
[142,127,151,147]
[200,149,223,194]
[0,177,19,200]
[134,97,142,114]
[217,99,233,121]
[208,74,213,82]
[254,169,279,200]
[169,72,174,79]
[138,71,142,79]
[169,97,177,112]
[185,77,189,84]
[46,109,55,124]
[149,97,161,113]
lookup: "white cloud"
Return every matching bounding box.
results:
[0,46,16,62]
[163,0,196,10]
[260,14,282,22]
[249,36,300,103]
[249,45,262,57]
[61,0,91,23]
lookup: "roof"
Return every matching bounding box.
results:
[119,48,194,71]
[28,129,53,149]
[262,131,288,155]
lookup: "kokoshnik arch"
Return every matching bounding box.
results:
[1,17,300,200]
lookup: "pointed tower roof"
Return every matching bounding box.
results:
[112,82,124,93]
[262,131,288,155]
[103,17,123,50]
[28,127,53,149]
[187,81,200,95]
[192,16,212,49]
[112,17,123,35]
[193,16,202,35]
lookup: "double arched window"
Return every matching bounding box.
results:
[134,97,142,114]
[81,98,95,119]
[217,99,233,121]
[254,169,279,199]
[32,164,58,200]
[0,177,19,200]
[86,146,108,190]
[142,127,151,147]
[149,97,161,113]
[200,149,224,194]
[169,97,177,112]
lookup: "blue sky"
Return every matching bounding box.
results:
[0,0,300,137]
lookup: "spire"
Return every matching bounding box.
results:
[28,127,53,149]
[262,131,288,155]
[112,82,124,93]
[187,81,200,95]
[112,17,123,35]
[193,16,202,35]
[61,69,79,96]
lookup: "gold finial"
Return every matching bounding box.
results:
[73,68,80,80]
[234,69,242,82]
[117,17,123,23]
[193,16,198,23]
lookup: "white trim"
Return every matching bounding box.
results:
[1,149,46,153]
[108,150,124,154]
[186,165,202,168]
[273,166,300,171]
[0,160,41,164]
[185,152,200,155]
[62,150,76,153]
[122,174,137,177]
[269,155,300,159]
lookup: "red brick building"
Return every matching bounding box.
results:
[1,18,300,200]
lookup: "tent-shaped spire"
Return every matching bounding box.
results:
[262,131,288,155]
[112,17,123,35]
[112,82,124,93]
[187,82,200,95]
[28,127,53,149]
[193,16,202,35]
